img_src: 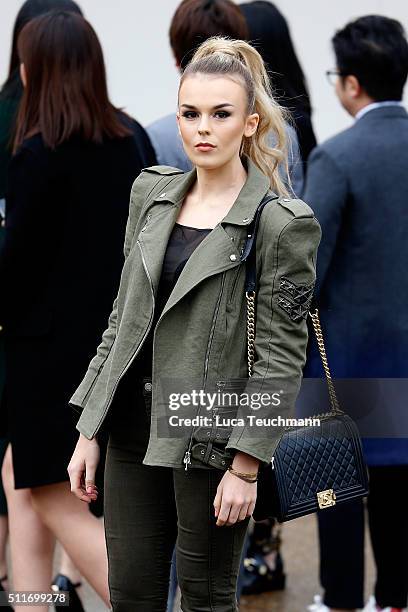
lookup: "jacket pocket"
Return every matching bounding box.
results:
[227,265,244,306]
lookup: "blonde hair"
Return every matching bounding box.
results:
[180,36,290,196]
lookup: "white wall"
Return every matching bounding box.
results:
[1,0,408,142]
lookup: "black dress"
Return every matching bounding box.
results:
[0,115,157,489]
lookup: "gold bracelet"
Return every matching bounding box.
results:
[228,467,258,483]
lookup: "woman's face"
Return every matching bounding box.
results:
[177,73,259,170]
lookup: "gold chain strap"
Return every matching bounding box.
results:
[308,309,342,414]
[246,291,256,377]
[246,296,342,415]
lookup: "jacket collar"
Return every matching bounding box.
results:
[153,156,272,226]
[355,104,408,124]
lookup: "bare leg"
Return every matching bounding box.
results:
[0,514,9,589]
[56,548,82,585]
[31,481,110,606]
[2,445,55,612]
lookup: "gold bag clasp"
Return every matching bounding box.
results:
[317,489,337,509]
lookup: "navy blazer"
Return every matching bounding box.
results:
[302,105,408,465]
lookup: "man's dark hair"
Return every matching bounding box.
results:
[170,0,249,70]
[332,15,408,101]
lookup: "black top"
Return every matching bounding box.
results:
[137,223,212,376]
[0,114,156,335]
[0,113,157,488]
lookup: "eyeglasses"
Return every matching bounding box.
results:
[325,70,345,86]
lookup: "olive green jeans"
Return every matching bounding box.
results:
[103,374,250,612]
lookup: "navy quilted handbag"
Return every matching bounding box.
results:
[244,198,369,522]
[252,396,370,522]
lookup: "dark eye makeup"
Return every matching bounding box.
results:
[181,110,231,119]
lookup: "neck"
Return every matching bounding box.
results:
[194,156,247,204]
[349,95,376,117]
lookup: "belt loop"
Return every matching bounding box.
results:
[203,441,213,463]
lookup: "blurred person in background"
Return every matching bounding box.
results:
[303,15,408,612]
[240,0,317,167]
[0,9,156,611]
[147,0,304,196]
[0,1,90,608]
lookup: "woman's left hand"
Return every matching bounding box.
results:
[213,451,259,527]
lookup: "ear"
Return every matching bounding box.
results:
[244,112,259,138]
[176,111,182,136]
[345,75,361,99]
[20,62,27,88]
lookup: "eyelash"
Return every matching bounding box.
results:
[181,110,231,120]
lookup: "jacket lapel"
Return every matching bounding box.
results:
[159,224,242,320]
[137,158,271,320]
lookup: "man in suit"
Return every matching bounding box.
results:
[303,15,408,612]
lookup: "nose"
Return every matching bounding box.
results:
[198,114,210,136]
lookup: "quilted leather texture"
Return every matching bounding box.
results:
[253,414,369,523]
[279,418,359,501]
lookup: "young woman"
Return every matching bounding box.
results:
[68,36,321,611]
[0,10,156,611]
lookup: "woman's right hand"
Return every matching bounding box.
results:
[68,433,100,503]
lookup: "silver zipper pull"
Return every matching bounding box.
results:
[271,456,275,470]
[183,451,191,471]
[141,214,151,232]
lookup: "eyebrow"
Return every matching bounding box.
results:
[180,103,235,110]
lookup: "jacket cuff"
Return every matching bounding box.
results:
[225,437,280,467]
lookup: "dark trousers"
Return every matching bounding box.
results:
[103,376,249,612]
[319,465,408,610]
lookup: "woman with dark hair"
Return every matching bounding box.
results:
[240,0,317,164]
[0,0,83,197]
[0,10,156,610]
[0,1,84,606]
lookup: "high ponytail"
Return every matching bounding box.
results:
[180,36,290,196]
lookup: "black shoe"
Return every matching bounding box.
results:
[0,574,14,611]
[51,574,85,612]
[241,518,286,596]
[241,551,286,595]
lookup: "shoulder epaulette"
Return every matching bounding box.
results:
[142,165,184,176]
[277,197,314,218]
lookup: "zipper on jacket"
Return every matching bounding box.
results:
[140,213,151,232]
[93,240,155,437]
[183,272,226,470]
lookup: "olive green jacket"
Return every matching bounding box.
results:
[70,158,321,468]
